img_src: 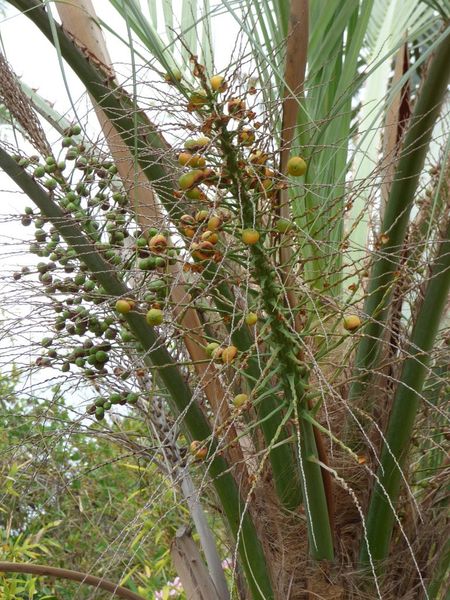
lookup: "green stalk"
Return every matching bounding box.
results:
[0,147,273,600]
[360,220,450,563]
[299,426,334,558]
[219,131,333,557]
[294,1,372,297]
[210,274,303,510]
[212,156,304,511]
[292,381,335,560]
[349,30,450,404]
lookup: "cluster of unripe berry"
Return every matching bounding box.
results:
[14,127,179,388]
[17,128,132,270]
[86,390,139,420]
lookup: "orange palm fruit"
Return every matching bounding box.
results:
[190,440,207,459]
[221,345,238,363]
[115,299,134,314]
[210,75,227,92]
[287,156,307,177]
[241,229,260,245]
[207,215,222,231]
[178,152,193,166]
[343,314,361,331]
[149,234,168,252]
[201,230,218,244]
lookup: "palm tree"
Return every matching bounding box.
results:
[0,1,449,598]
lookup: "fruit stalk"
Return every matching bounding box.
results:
[218,130,334,558]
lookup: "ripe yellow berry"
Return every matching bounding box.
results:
[148,234,168,252]
[178,152,193,166]
[207,215,222,231]
[178,169,203,190]
[245,312,258,326]
[146,308,164,326]
[242,229,260,245]
[221,345,238,363]
[183,227,196,238]
[190,440,207,460]
[232,393,248,408]
[115,299,134,314]
[191,154,206,168]
[201,230,219,244]
[194,136,211,149]
[287,156,307,177]
[343,314,361,331]
[210,75,227,92]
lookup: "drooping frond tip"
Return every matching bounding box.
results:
[0,52,51,157]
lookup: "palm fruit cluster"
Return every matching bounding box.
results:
[12,63,340,433]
